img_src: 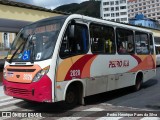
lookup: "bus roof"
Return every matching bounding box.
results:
[23,14,153,34]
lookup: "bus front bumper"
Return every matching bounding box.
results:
[3,75,52,103]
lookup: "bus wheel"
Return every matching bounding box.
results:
[64,87,78,109]
[134,75,142,91]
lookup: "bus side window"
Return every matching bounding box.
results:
[149,34,154,54]
[116,28,134,54]
[90,23,115,54]
[59,23,88,58]
[135,32,149,54]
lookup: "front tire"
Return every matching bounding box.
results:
[64,87,78,109]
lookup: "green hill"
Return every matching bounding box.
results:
[54,1,101,18]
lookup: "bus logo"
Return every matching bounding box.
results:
[109,60,129,68]
[16,75,20,78]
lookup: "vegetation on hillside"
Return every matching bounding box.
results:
[54,1,101,18]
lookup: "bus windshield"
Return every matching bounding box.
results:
[7,17,65,63]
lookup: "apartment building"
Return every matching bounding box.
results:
[128,0,160,23]
[101,0,128,23]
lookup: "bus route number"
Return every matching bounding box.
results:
[23,74,32,80]
[70,70,80,77]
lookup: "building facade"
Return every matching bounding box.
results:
[128,0,160,23]
[129,14,159,29]
[0,32,15,60]
[101,0,128,23]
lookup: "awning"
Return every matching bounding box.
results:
[0,18,31,32]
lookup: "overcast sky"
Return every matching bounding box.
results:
[11,0,88,9]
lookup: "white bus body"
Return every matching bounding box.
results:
[3,14,156,107]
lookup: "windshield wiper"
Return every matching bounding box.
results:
[9,34,30,63]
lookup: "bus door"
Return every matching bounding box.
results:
[56,20,89,83]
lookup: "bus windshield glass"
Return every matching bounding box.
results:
[7,17,66,62]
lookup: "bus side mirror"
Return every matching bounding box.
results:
[69,25,75,39]
[68,20,76,39]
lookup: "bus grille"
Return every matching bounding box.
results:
[7,87,32,96]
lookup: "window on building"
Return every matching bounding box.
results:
[110,1,114,5]
[116,28,134,54]
[152,0,154,3]
[157,0,159,2]
[120,6,126,9]
[104,14,110,17]
[116,7,119,11]
[120,12,127,15]
[121,18,127,21]
[152,5,155,7]
[104,8,109,11]
[116,13,119,16]
[111,7,114,11]
[135,31,149,54]
[139,3,142,6]
[139,8,142,10]
[143,3,146,5]
[115,1,119,5]
[120,0,126,4]
[111,13,115,17]
[103,2,109,5]
[143,6,146,9]
[90,23,115,54]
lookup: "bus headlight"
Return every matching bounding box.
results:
[32,66,50,82]
[3,69,7,79]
